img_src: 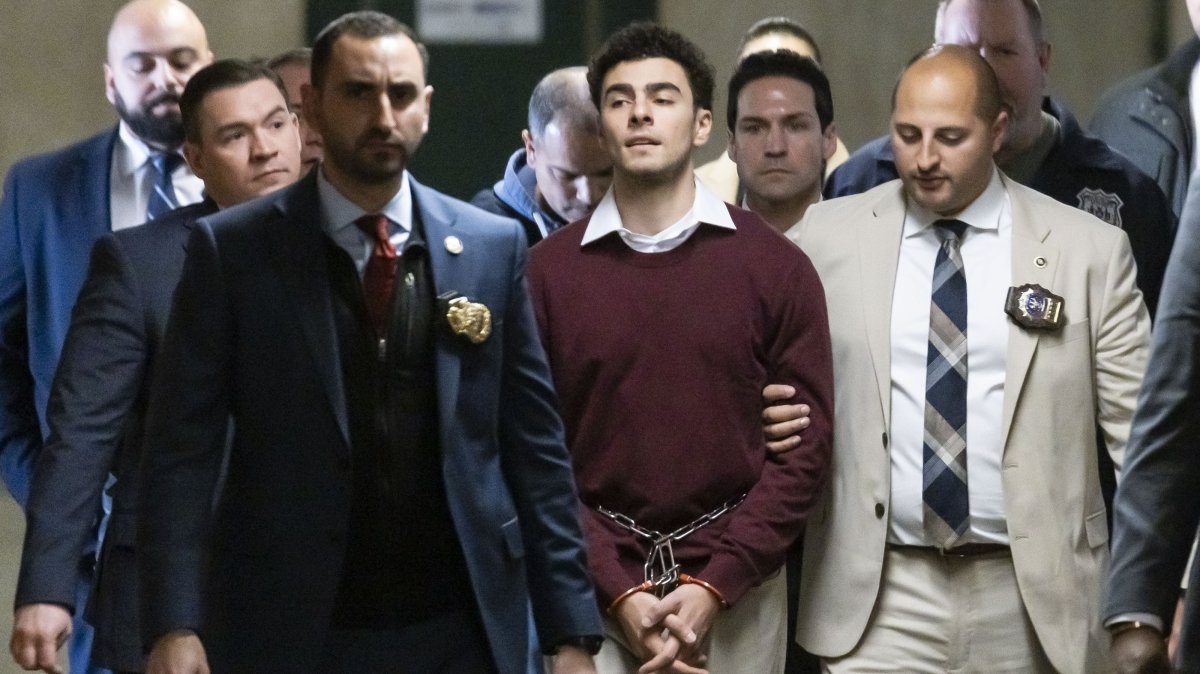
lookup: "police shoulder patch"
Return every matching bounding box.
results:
[1076,188,1124,228]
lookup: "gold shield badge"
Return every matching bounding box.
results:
[1004,283,1064,330]
[445,296,492,344]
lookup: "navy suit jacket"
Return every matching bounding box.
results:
[0,129,116,507]
[138,171,600,673]
[15,200,215,672]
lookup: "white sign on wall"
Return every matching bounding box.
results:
[417,0,544,45]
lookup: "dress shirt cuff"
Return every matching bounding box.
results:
[1104,613,1164,633]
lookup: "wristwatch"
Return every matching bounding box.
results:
[547,634,604,656]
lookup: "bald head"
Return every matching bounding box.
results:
[105,0,212,150]
[528,66,597,141]
[522,66,611,223]
[108,0,208,63]
[894,44,1003,123]
[890,44,1008,216]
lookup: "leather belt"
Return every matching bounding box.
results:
[887,542,1010,558]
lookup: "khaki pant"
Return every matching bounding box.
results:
[595,569,787,674]
[822,547,1054,674]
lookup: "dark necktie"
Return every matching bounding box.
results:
[923,218,969,547]
[354,214,398,338]
[147,152,182,220]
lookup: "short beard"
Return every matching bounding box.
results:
[114,91,184,150]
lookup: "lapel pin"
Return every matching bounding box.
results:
[1034,256,1047,268]
[444,235,463,255]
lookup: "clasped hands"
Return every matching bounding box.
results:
[613,583,721,674]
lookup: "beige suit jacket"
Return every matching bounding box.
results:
[788,176,1150,674]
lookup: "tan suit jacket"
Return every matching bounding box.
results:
[789,176,1149,674]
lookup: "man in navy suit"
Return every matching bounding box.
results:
[0,2,211,671]
[139,12,601,674]
[9,60,303,674]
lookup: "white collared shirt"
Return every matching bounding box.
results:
[108,121,204,231]
[888,167,1013,546]
[318,168,413,277]
[581,178,735,253]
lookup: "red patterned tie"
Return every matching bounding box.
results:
[354,214,397,337]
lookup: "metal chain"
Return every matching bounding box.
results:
[594,493,747,596]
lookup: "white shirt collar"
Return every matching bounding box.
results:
[581,177,735,250]
[317,167,412,235]
[904,166,1007,239]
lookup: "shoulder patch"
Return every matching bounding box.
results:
[1075,188,1124,227]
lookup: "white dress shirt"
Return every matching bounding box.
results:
[108,121,204,231]
[888,168,1013,546]
[318,168,413,276]
[582,178,735,253]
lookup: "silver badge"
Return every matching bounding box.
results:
[1076,188,1124,228]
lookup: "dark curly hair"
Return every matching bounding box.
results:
[587,22,715,113]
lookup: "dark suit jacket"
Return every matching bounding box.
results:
[1105,176,1200,672]
[0,129,116,507]
[138,171,600,673]
[15,200,215,672]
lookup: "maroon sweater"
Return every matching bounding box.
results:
[528,205,833,607]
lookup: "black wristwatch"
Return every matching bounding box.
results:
[546,634,604,656]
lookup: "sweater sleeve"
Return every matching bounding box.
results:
[527,243,645,610]
[696,251,835,605]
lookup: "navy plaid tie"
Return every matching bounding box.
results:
[147,153,182,221]
[923,218,969,547]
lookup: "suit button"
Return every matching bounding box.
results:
[329,530,345,543]
[875,503,885,518]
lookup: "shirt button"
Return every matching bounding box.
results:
[875,503,885,518]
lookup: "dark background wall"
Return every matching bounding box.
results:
[307,1,656,199]
[5,1,1190,198]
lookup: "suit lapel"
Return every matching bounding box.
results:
[91,130,117,234]
[1001,185,1057,451]
[411,179,465,426]
[267,174,352,453]
[862,189,907,430]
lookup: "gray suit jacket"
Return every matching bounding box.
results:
[791,175,1150,673]
[1105,174,1200,672]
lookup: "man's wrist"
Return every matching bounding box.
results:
[607,581,653,614]
[679,573,728,608]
